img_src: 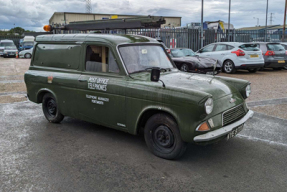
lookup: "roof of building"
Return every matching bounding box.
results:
[36,34,159,45]
[50,12,182,21]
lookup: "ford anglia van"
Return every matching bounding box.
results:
[24,34,254,159]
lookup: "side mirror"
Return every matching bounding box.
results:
[151,68,160,82]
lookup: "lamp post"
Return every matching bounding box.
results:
[228,0,231,42]
[201,0,204,48]
[265,0,268,42]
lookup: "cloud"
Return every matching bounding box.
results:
[0,0,285,31]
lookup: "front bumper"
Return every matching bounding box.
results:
[193,110,254,142]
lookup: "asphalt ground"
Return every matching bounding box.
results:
[1,57,287,191]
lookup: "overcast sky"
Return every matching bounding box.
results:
[0,0,285,31]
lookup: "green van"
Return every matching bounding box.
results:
[25,34,254,159]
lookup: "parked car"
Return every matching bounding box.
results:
[0,39,15,56]
[170,48,221,75]
[255,42,287,70]
[25,34,254,160]
[196,42,264,74]
[19,36,35,51]
[19,48,33,58]
[2,46,18,58]
[279,42,287,70]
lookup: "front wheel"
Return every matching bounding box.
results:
[144,113,187,160]
[24,53,32,58]
[42,93,64,123]
[180,63,189,72]
[223,60,236,74]
[284,64,287,70]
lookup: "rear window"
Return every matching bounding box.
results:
[267,44,285,51]
[33,44,81,69]
[239,44,260,51]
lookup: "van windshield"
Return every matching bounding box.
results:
[23,42,34,46]
[119,45,175,74]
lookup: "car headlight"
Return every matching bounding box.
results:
[246,84,251,98]
[205,98,214,114]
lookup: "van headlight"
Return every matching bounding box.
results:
[205,98,213,114]
[246,84,251,98]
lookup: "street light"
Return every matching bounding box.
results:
[265,0,269,42]
[253,17,259,26]
[201,0,204,48]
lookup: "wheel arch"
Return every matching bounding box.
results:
[135,107,179,135]
[36,88,57,103]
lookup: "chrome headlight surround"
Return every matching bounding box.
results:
[204,98,214,115]
[245,84,251,98]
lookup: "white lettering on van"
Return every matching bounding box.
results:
[88,77,109,91]
[86,94,109,105]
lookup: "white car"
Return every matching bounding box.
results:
[196,42,264,73]
[19,48,33,58]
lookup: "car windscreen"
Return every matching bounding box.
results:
[171,49,196,57]
[5,46,17,50]
[119,45,174,74]
[267,44,285,51]
[239,44,260,51]
[0,42,14,47]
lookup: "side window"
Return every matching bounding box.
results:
[85,45,119,73]
[227,45,234,50]
[34,44,81,69]
[215,44,227,51]
[201,45,214,52]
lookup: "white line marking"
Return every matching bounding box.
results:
[237,134,287,147]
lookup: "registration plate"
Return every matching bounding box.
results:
[278,60,285,63]
[250,55,259,58]
[226,124,244,140]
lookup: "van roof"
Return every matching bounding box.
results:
[36,34,158,45]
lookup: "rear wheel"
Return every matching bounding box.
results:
[144,113,187,160]
[223,60,236,74]
[42,93,64,123]
[180,63,189,72]
[248,68,258,73]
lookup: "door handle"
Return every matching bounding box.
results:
[78,79,87,82]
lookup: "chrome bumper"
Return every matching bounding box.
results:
[193,110,254,142]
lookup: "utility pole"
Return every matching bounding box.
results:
[86,0,92,13]
[228,0,231,42]
[270,13,274,25]
[265,0,268,42]
[201,0,204,48]
[283,0,287,42]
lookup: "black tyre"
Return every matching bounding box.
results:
[223,60,236,74]
[42,93,64,123]
[248,68,258,73]
[284,64,287,70]
[273,68,281,70]
[144,113,187,160]
[180,63,189,72]
[24,53,32,59]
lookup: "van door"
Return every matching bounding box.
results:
[77,44,127,130]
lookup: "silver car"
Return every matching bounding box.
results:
[19,48,33,59]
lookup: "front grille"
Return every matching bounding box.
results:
[222,104,246,126]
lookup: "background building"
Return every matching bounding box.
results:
[49,12,181,28]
